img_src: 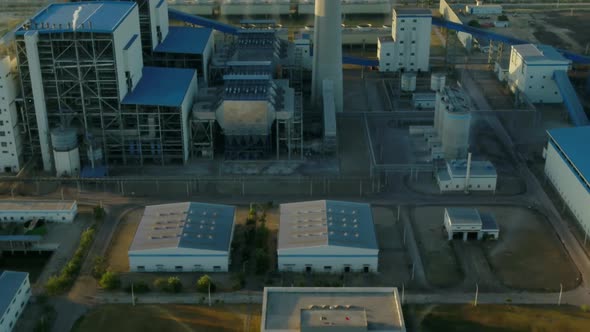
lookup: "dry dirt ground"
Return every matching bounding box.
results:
[411,206,464,288]
[481,206,581,291]
[373,206,411,285]
[72,304,261,332]
[106,207,145,273]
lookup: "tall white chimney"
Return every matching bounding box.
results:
[312,0,343,113]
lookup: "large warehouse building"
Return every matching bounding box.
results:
[544,126,590,239]
[0,271,31,332]
[128,202,235,272]
[261,287,406,332]
[277,200,379,273]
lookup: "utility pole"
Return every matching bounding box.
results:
[474,283,479,306]
[401,283,405,304]
[558,283,563,306]
[208,281,212,307]
[131,282,135,306]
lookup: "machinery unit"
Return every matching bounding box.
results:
[401,72,417,92]
[430,72,446,92]
[51,127,80,177]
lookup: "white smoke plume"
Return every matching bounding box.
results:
[72,6,83,31]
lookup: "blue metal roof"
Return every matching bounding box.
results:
[0,271,28,317]
[154,26,212,55]
[548,126,590,185]
[16,2,136,35]
[0,235,43,242]
[122,66,196,107]
[553,71,589,127]
[168,8,238,35]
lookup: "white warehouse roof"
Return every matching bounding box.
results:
[512,44,570,64]
[129,202,235,252]
[0,200,76,211]
[278,200,378,250]
[446,207,482,228]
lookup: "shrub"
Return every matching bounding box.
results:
[99,271,121,290]
[124,281,150,294]
[166,277,182,293]
[153,278,167,291]
[581,304,589,312]
[255,222,269,250]
[468,19,480,27]
[196,275,216,293]
[497,14,509,21]
[93,206,106,220]
[92,256,108,279]
[255,248,270,275]
[231,272,246,291]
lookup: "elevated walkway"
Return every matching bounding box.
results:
[554,70,589,126]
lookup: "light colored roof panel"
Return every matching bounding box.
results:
[16,2,136,35]
[262,287,405,331]
[513,44,570,64]
[0,200,76,211]
[129,202,235,252]
[394,8,432,16]
[278,200,378,250]
[0,271,28,317]
[446,207,482,227]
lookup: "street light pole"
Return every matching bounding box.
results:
[558,283,563,306]
[474,283,479,307]
[208,281,212,307]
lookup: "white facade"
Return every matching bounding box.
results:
[378,8,431,72]
[0,57,23,173]
[0,200,78,223]
[465,4,502,15]
[54,148,80,177]
[544,128,590,239]
[436,159,497,192]
[277,200,379,273]
[439,0,473,52]
[443,208,499,241]
[181,71,198,163]
[148,0,169,50]
[128,202,235,272]
[412,93,436,109]
[508,44,571,103]
[113,5,143,101]
[0,271,31,332]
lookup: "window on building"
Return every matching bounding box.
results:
[412,27,416,30]
[386,52,390,56]
[412,41,416,44]
[410,62,414,66]
[137,266,145,271]
[542,75,546,79]
[400,41,404,44]
[213,266,221,271]
[399,53,404,56]
[529,86,532,89]
[541,86,545,89]
[0,120,3,125]
[411,52,415,56]
[0,131,5,136]
[324,266,332,271]
[456,185,459,189]
[175,266,183,272]
[386,63,390,66]
[401,19,405,23]
[530,75,533,79]
[477,185,481,188]
[400,27,405,31]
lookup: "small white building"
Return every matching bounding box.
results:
[378,8,432,72]
[544,126,590,240]
[412,92,436,109]
[0,200,77,223]
[0,56,24,174]
[128,202,235,272]
[0,271,31,332]
[261,287,406,332]
[508,44,571,103]
[436,159,497,192]
[465,4,503,15]
[444,207,499,241]
[278,200,379,273]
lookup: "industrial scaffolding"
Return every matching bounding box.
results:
[15,29,184,167]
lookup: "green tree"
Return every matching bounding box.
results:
[246,206,257,225]
[92,256,108,279]
[153,277,167,291]
[255,248,270,275]
[196,275,216,293]
[497,15,509,22]
[468,19,480,27]
[255,222,269,250]
[230,272,246,291]
[93,206,106,220]
[167,277,183,293]
[99,271,121,290]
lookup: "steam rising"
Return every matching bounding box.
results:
[72,6,82,31]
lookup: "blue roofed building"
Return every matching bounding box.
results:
[153,26,214,84]
[545,126,590,239]
[128,202,236,272]
[0,271,31,332]
[278,200,379,273]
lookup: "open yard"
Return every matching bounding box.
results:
[373,206,411,285]
[411,206,463,288]
[481,206,580,291]
[405,304,590,332]
[71,304,261,332]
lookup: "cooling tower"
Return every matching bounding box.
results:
[312,0,343,113]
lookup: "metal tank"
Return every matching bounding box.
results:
[401,72,417,92]
[51,127,80,176]
[51,127,77,151]
[440,87,471,159]
[311,0,343,113]
[430,72,446,92]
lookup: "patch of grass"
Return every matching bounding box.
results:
[71,304,261,332]
[25,225,47,236]
[414,304,590,332]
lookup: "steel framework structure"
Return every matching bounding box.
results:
[15,30,185,167]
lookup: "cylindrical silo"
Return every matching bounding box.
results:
[312,0,343,113]
[51,127,80,176]
[441,104,471,160]
[401,72,417,92]
[430,72,446,92]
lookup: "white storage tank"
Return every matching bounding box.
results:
[51,127,80,177]
[441,103,471,159]
[430,73,446,92]
[400,72,417,92]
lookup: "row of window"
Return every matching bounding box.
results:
[443,184,493,189]
[282,264,372,273]
[136,265,222,272]
[385,52,416,56]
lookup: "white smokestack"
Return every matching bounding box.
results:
[312,0,343,113]
[72,6,83,31]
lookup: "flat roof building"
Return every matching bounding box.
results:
[544,126,590,240]
[128,202,235,272]
[261,287,406,332]
[0,271,31,332]
[0,200,78,223]
[437,159,497,192]
[444,207,499,241]
[278,200,378,273]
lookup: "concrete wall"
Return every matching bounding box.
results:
[128,248,230,272]
[54,148,80,177]
[0,56,23,173]
[201,32,214,86]
[0,274,30,332]
[377,39,397,72]
[113,6,143,101]
[278,246,379,273]
[508,49,569,103]
[150,0,170,48]
[545,141,590,238]
[439,0,473,52]
[0,203,78,223]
